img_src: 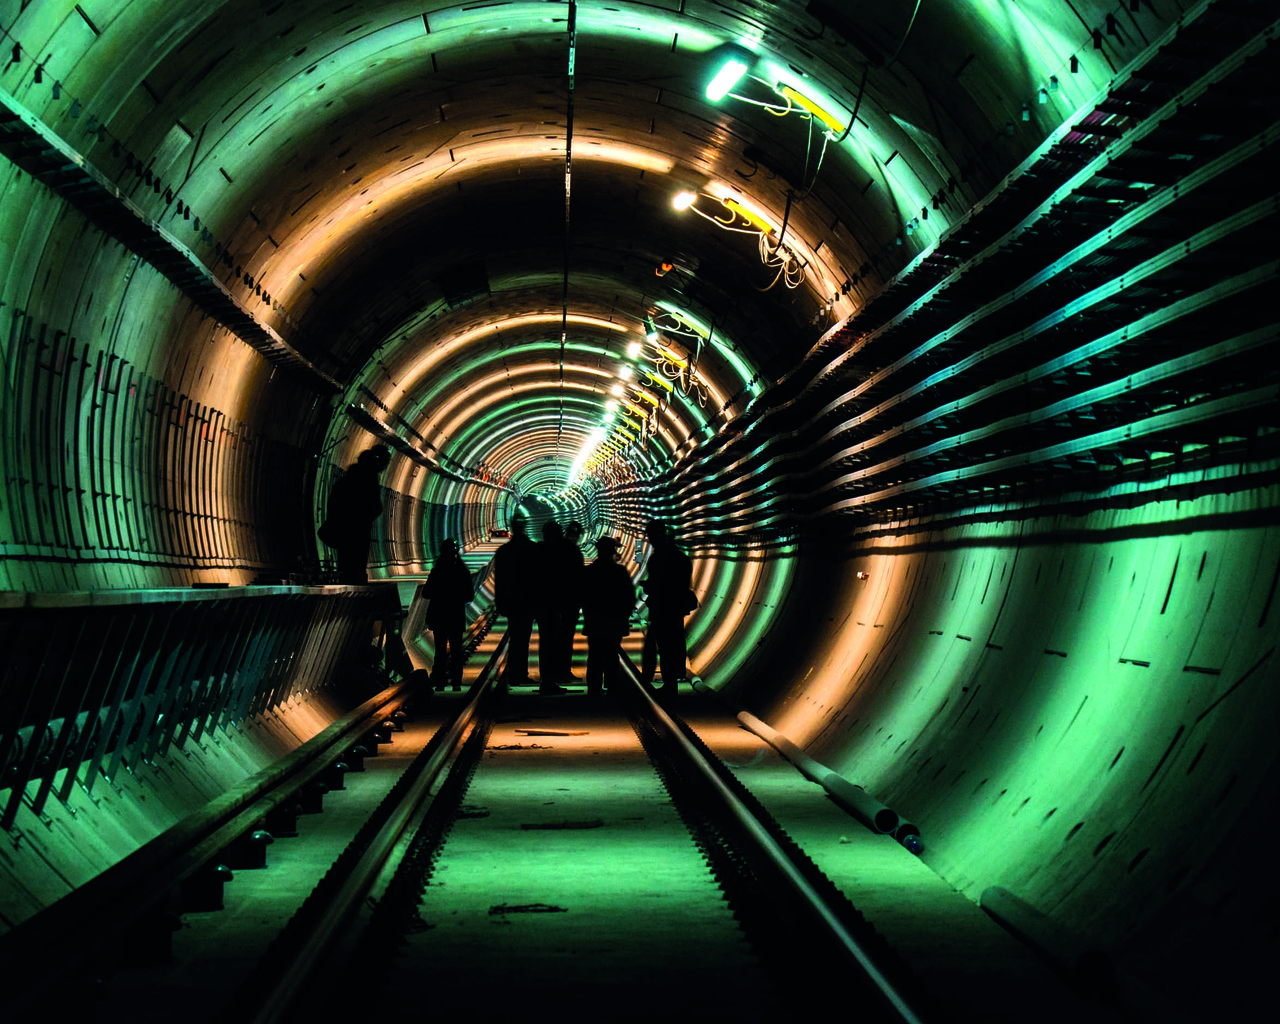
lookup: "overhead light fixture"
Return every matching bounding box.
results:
[705,45,753,102]
[672,190,778,235]
[670,188,804,293]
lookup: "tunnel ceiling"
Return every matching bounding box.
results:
[1,0,1185,500]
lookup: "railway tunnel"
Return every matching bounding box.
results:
[1,0,1278,1019]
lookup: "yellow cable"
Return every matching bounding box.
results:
[776,85,845,135]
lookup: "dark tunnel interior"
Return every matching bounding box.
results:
[1,0,1278,1017]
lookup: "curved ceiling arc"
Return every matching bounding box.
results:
[3,0,1167,500]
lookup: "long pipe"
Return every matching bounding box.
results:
[695,681,921,852]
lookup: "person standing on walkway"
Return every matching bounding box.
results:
[421,539,474,690]
[582,536,635,698]
[535,521,570,690]
[639,520,695,699]
[494,516,539,688]
[319,445,391,584]
[545,521,586,684]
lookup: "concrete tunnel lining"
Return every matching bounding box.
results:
[1,0,1278,1017]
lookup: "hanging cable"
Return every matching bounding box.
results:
[829,63,869,145]
[556,0,577,479]
[885,0,924,68]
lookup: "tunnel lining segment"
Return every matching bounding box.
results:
[812,0,1243,356]
[0,86,338,394]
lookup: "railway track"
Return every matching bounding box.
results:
[2,627,942,1018]
[3,627,1107,1023]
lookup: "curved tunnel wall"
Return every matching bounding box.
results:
[729,489,1279,981]
[2,0,1278,1011]
[0,165,318,589]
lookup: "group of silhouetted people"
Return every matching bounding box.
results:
[495,516,695,699]
[321,446,697,697]
[493,518,578,694]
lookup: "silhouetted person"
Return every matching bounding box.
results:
[533,521,569,691]
[582,536,635,698]
[421,539,474,690]
[639,520,694,698]
[494,517,538,687]
[560,521,586,678]
[320,445,391,584]
[541,521,585,685]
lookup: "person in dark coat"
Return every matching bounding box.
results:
[639,520,694,699]
[494,516,539,688]
[535,521,570,691]
[321,445,391,584]
[582,536,635,698]
[542,521,586,685]
[562,523,586,678]
[421,539,474,690]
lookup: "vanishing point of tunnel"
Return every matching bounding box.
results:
[1,0,1277,1020]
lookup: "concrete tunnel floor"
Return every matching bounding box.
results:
[97,629,1100,1023]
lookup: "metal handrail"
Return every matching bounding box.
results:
[1,585,398,828]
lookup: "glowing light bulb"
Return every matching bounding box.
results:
[627,340,643,358]
[707,58,748,102]
[619,365,634,379]
[610,383,625,397]
[672,191,697,211]
[605,399,619,411]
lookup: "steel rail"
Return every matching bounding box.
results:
[0,672,420,1001]
[618,658,926,1024]
[247,631,509,1024]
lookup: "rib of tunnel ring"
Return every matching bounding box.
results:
[0,0,1276,1019]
